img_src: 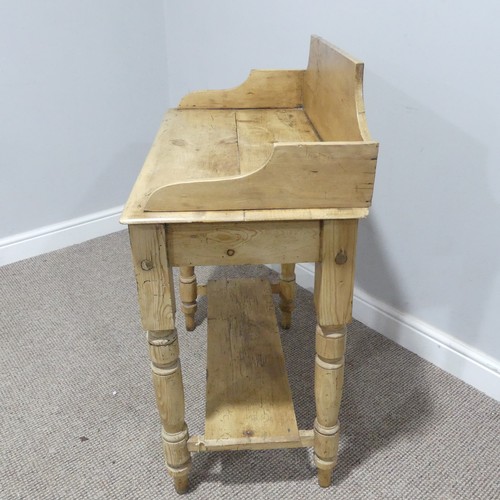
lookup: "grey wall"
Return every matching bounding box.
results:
[164,0,500,361]
[0,1,169,237]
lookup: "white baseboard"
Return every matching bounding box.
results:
[271,263,500,401]
[0,206,124,266]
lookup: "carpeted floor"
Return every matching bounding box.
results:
[1,230,499,499]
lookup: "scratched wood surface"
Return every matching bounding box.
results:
[205,278,299,446]
[304,36,372,142]
[128,224,175,331]
[236,109,319,174]
[122,107,321,216]
[121,36,378,221]
[178,69,304,109]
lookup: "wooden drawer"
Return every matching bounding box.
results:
[166,220,320,266]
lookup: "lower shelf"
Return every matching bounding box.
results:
[203,277,300,451]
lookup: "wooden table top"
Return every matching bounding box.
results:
[121,36,377,225]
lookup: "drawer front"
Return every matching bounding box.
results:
[167,221,320,266]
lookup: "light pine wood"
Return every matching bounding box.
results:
[122,36,379,493]
[279,263,296,329]
[187,430,314,452]
[166,221,320,267]
[314,328,344,488]
[122,108,317,215]
[134,109,240,196]
[304,35,372,142]
[179,266,197,331]
[205,278,300,446]
[128,224,175,331]
[313,219,357,487]
[236,108,319,175]
[178,69,304,109]
[124,107,329,214]
[121,35,378,219]
[148,330,191,493]
[314,219,358,326]
[121,206,369,225]
[129,225,191,493]
[145,141,377,212]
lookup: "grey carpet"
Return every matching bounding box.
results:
[1,230,499,500]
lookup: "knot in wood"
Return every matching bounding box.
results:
[226,249,235,257]
[335,250,348,265]
[141,259,154,271]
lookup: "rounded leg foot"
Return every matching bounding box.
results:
[174,475,189,494]
[281,312,292,329]
[317,468,332,488]
[184,314,196,332]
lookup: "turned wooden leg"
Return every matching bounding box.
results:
[149,329,191,494]
[315,325,345,487]
[313,219,358,487]
[129,225,191,494]
[179,266,197,331]
[279,263,296,329]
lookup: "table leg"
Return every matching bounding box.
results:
[179,266,197,331]
[313,219,357,487]
[129,225,191,494]
[279,263,296,329]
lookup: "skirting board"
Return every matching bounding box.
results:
[270,263,500,401]
[0,206,124,266]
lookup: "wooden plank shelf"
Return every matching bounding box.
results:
[200,277,300,451]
